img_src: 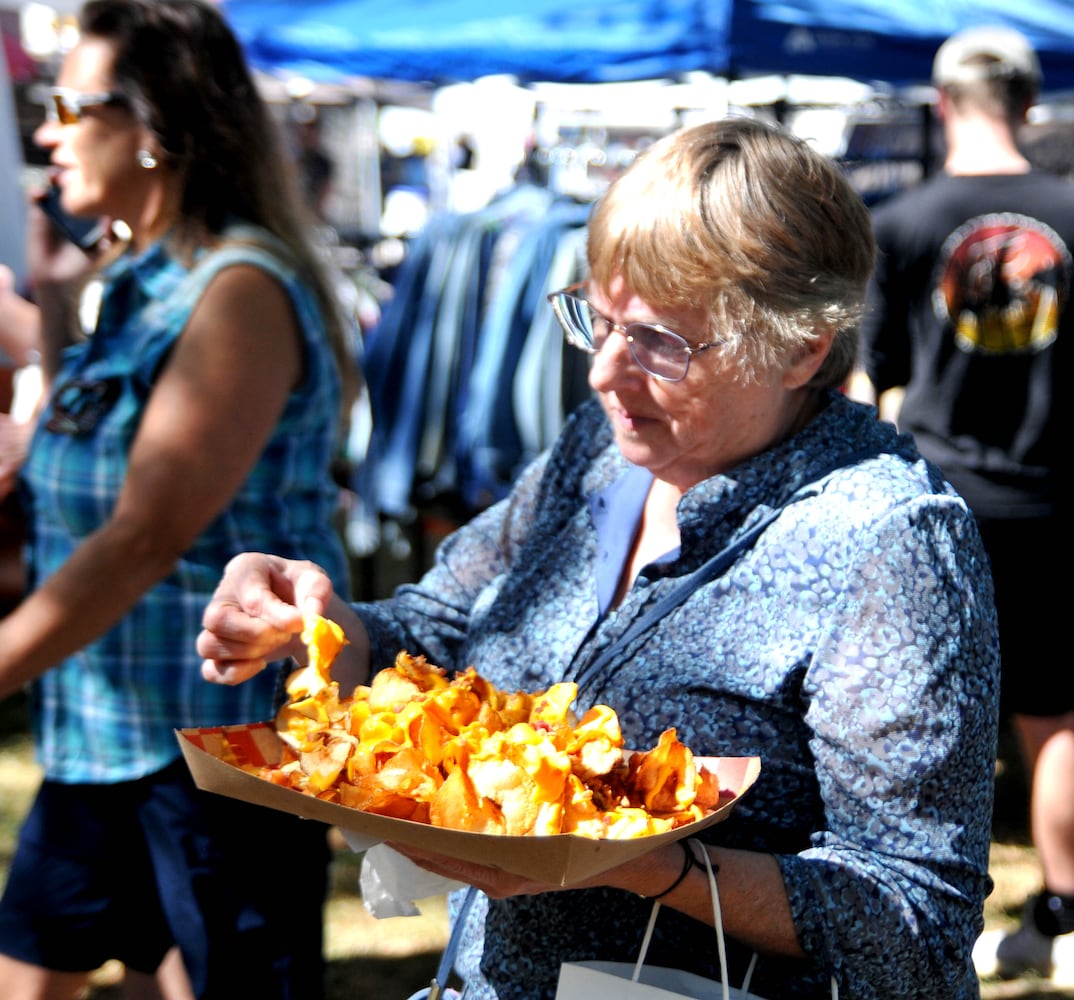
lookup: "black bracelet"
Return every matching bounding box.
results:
[640,839,706,901]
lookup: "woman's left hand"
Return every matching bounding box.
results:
[388,843,562,899]
[388,839,679,900]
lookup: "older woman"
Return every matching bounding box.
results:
[199,117,999,1000]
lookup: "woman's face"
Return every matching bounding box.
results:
[587,278,814,492]
[33,37,155,228]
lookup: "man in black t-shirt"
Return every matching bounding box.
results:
[857,25,1073,983]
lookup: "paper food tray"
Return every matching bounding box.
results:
[177,722,760,886]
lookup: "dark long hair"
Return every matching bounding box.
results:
[79,0,357,412]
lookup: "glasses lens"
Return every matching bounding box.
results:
[628,324,690,381]
[553,292,598,352]
[45,91,124,124]
[48,93,79,125]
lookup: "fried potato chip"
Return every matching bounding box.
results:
[430,764,505,835]
[300,734,355,794]
[529,682,580,727]
[368,666,428,714]
[695,762,727,811]
[504,724,572,802]
[264,629,726,840]
[461,731,553,837]
[628,728,699,815]
[286,613,348,697]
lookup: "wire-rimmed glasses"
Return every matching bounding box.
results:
[547,282,722,382]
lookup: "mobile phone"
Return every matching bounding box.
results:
[37,185,107,251]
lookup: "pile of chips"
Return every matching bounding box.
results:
[256,614,726,839]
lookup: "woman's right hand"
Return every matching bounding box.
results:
[197,552,336,686]
[26,185,113,291]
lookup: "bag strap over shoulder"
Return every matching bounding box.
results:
[422,885,479,1000]
[572,445,885,695]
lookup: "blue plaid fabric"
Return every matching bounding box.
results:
[21,226,349,783]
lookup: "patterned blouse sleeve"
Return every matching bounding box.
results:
[778,492,1000,999]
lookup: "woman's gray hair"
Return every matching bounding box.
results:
[586,116,876,388]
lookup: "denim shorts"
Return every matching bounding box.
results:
[0,757,331,998]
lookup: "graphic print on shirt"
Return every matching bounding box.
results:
[932,212,1069,355]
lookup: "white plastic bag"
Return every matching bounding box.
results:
[358,843,467,918]
[557,959,744,999]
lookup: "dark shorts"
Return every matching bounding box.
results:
[0,757,331,999]
[976,513,1071,718]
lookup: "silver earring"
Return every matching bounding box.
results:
[137,149,158,170]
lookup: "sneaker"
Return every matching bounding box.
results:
[1052,932,1074,987]
[994,909,1055,979]
[972,928,1007,978]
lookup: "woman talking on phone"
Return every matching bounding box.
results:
[0,1,354,998]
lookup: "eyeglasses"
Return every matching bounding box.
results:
[547,282,723,382]
[44,377,120,435]
[43,88,127,125]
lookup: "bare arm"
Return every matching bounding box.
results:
[599,843,801,958]
[0,263,305,699]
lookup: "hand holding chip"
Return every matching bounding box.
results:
[198,552,364,689]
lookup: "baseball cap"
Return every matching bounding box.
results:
[932,25,1042,87]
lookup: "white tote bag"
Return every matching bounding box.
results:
[556,840,838,1000]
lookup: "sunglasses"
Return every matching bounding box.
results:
[43,87,127,125]
[44,377,120,435]
[547,282,724,382]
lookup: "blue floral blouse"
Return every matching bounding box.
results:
[354,391,1000,1000]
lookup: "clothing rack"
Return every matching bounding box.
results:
[347,182,594,593]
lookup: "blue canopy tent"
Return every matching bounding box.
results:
[220,0,1074,92]
[731,0,1074,92]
